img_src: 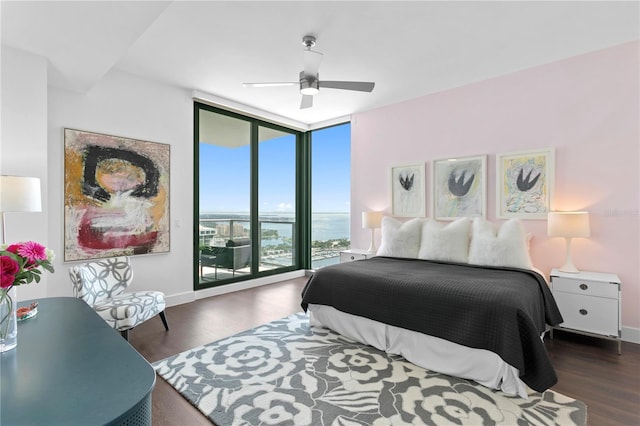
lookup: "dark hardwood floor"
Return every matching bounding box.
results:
[129,277,640,426]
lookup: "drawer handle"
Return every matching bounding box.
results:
[579,283,588,291]
[350,256,355,260]
[579,309,588,316]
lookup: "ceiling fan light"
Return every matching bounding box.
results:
[300,71,319,96]
[300,86,319,96]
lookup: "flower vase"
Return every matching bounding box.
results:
[0,286,17,352]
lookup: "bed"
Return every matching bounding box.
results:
[300,217,564,399]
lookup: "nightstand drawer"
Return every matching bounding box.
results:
[553,292,619,336]
[340,252,367,263]
[552,276,618,299]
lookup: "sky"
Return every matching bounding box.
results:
[199,123,350,213]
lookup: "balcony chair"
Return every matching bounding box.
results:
[199,248,218,279]
[69,256,169,340]
[201,238,251,278]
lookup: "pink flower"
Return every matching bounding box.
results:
[16,241,47,264]
[1,255,19,289]
[1,241,54,287]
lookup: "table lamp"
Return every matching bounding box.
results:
[362,211,383,253]
[0,175,42,244]
[547,211,590,273]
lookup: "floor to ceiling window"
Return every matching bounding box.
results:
[196,103,301,287]
[195,102,351,286]
[310,123,351,269]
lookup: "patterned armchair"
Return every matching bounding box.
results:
[69,256,169,340]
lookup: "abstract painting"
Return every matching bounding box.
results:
[64,128,170,261]
[391,163,425,217]
[433,155,486,220]
[496,148,554,219]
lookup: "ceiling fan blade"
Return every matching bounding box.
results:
[303,49,323,76]
[242,82,297,87]
[319,81,375,92]
[300,95,313,109]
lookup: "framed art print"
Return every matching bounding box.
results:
[433,155,486,220]
[391,163,425,217]
[64,128,170,261]
[496,148,554,219]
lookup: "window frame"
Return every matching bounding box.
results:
[194,102,308,290]
[194,101,350,289]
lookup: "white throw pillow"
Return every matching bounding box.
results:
[418,217,471,263]
[468,218,533,269]
[376,216,423,258]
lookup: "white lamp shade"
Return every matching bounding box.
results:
[362,211,383,229]
[0,176,42,212]
[547,211,590,238]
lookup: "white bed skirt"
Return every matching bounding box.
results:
[308,303,529,399]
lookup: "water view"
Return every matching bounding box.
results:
[199,212,350,269]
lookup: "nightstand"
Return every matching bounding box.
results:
[339,249,375,263]
[550,268,622,354]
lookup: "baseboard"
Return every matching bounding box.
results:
[622,326,640,344]
[165,270,306,307]
[165,291,196,308]
[194,270,306,301]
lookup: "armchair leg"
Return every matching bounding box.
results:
[159,311,169,331]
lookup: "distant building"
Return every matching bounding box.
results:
[199,225,217,246]
[216,224,229,235]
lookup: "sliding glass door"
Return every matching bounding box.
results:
[196,103,300,287]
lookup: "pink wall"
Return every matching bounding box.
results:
[351,41,639,334]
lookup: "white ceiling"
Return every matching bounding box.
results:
[1,1,638,126]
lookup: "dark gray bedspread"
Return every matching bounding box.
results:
[301,256,563,392]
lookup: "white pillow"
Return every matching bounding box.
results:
[376,216,423,258]
[468,218,533,269]
[418,217,471,263]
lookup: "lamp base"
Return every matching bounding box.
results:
[558,264,580,274]
[367,228,377,254]
[1,212,6,245]
[559,237,580,273]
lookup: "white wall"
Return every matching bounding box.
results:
[46,69,196,302]
[3,46,303,305]
[1,46,49,301]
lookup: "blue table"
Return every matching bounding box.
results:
[1,297,155,425]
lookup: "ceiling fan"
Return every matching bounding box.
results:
[242,35,375,109]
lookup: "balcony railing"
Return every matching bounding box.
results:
[198,216,348,281]
[198,217,295,281]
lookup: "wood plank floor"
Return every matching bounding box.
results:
[129,277,640,426]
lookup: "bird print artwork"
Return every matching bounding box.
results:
[516,168,541,192]
[392,165,425,217]
[399,173,414,191]
[498,150,553,218]
[434,158,484,219]
[448,170,475,197]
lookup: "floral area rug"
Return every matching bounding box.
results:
[153,312,586,426]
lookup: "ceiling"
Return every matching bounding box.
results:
[1,1,638,127]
